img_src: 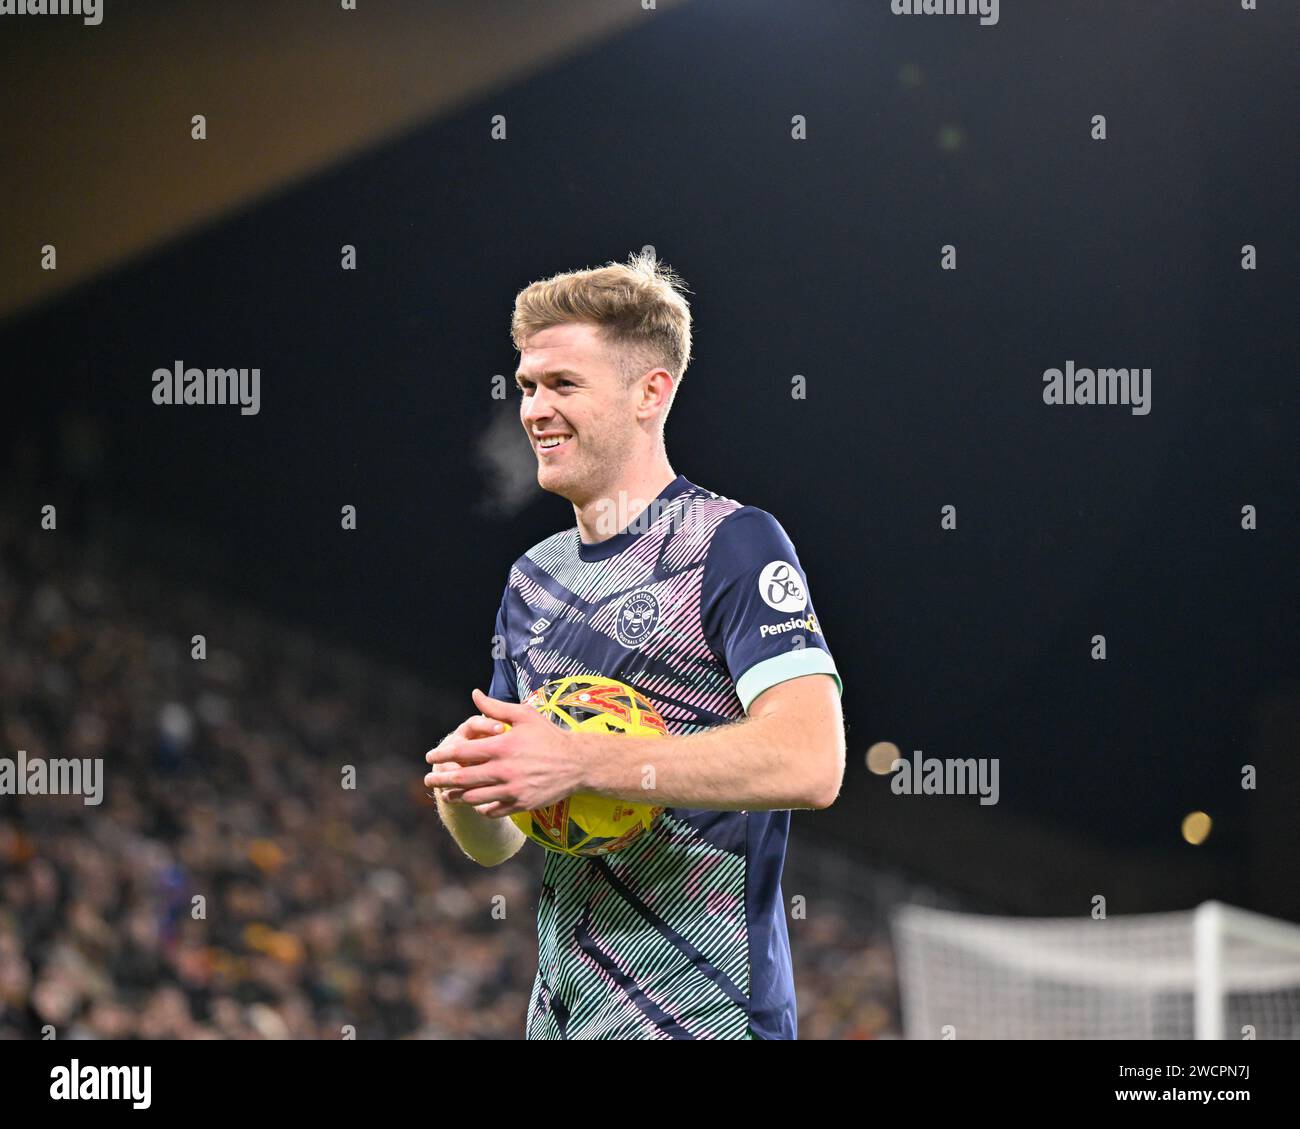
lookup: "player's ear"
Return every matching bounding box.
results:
[636,369,673,419]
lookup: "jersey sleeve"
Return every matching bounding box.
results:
[487,581,519,704]
[700,507,843,713]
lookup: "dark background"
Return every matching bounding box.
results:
[3,0,1297,918]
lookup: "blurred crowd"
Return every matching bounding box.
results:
[0,510,898,1039]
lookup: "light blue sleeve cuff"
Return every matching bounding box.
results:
[735,650,843,714]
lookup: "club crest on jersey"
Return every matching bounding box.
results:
[614,590,661,647]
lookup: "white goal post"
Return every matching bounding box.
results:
[892,901,1300,1039]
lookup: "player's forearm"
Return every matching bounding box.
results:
[436,790,525,866]
[577,713,832,812]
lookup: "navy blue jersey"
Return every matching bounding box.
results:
[489,474,842,1038]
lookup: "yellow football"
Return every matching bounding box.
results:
[508,675,667,857]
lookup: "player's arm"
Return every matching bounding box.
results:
[428,715,527,866]
[454,675,843,813]
[578,672,844,810]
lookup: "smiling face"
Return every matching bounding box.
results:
[515,323,649,506]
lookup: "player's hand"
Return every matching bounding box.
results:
[423,687,582,818]
[424,712,508,813]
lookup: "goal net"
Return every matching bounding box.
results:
[892,901,1300,1039]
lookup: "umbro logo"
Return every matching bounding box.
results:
[529,616,551,646]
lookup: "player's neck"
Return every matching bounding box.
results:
[573,461,678,545]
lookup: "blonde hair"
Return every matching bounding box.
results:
[510,250,693,392]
